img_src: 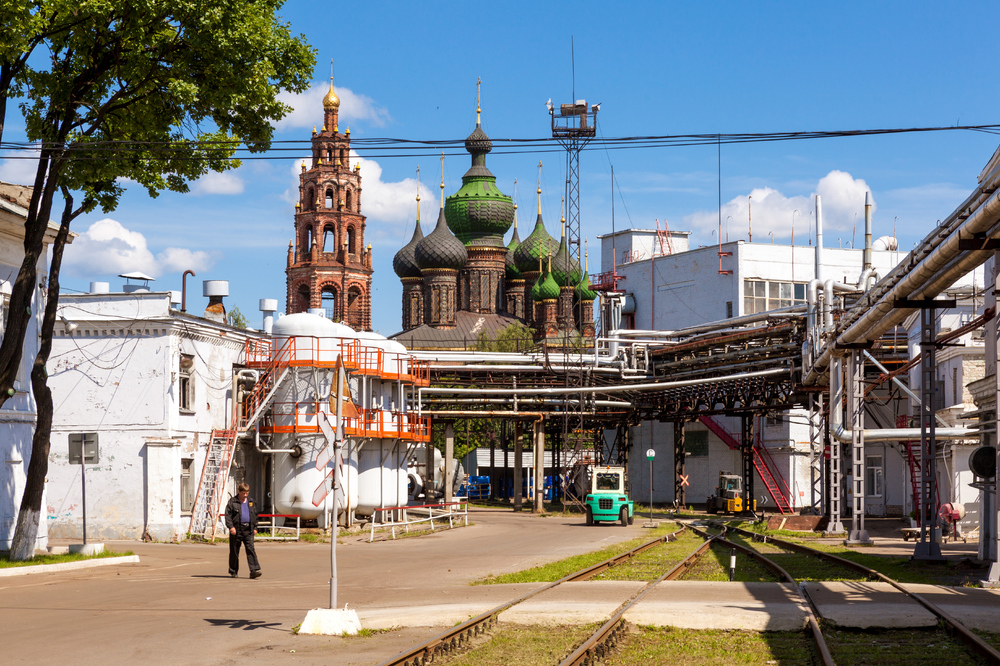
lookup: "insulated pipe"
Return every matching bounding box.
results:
[815,195,824,283]
[806,185,1000,384]
[823,280,835,331]
[628,304,808,340]
[419,367,787,397]
[807,279,821,333]
[863,192,873,272]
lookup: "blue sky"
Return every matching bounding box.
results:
[2,1,999,334]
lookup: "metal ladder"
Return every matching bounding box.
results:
[188,429,238,540]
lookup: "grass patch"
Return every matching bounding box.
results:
[602,626,817,665]
[725,532,865,583]
[594,530,707,582]
[679,542,780,582]
[474,523,684,585]
[0,549,134,568]
[825,625,988,665]
[444,623,596,666]
[297,533,327,543]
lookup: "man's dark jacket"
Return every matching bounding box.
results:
[224,495,259,532]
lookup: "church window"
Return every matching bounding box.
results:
[345,189,353,212]
[323,226,336,253]
[347,226,356,254]
[325,188,334,208]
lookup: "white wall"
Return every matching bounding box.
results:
[47,292,253,541]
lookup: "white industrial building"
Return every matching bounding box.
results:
[46,283,261,541]
[0,181,74,551]
[604,221,986,527]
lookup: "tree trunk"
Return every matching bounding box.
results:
[0,148,59,411]
[9,190,74,560]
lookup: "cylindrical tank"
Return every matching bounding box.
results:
[357,439,409,515]
[271,313,358,521]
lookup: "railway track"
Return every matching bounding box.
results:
[724,524,1000,665]
[375,523,695,666]
[377,521,999,666]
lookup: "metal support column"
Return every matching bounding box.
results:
[914,303,945,560]
[533,420,545,513]
[740,414,756,517]
[826,357,845,534]
[846,351,871,543]
[990,252,1000,581]
[444,423,454,505]
[513,422,523,512]
[809,392,825,515]
[674,421,686,506]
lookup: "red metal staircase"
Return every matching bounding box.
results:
[698,415,794,514]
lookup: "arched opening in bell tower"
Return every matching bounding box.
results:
[347,225,357,255]
[322,286,339,321]
[296,284,310,313]
[323,225,336,253]
[347,285,364,330]
[345,189,353,212]
[325,188,333,208]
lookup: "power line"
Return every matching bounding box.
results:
[2,123,999,161]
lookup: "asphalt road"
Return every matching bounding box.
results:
[2,507,640,665]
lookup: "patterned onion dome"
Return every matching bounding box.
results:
[393,220,424,279]
[415,208,468,271]
[575,271,597,301]
[513,213,558,274]
[444,122,514,246]
[551,229,582,287]
[505,224,522,280]
[535,265,561,301]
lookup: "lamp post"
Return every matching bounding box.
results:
[646,448,655,526]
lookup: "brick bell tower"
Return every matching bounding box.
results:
[285,78,373,331]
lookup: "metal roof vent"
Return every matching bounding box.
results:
[203,280,228,323]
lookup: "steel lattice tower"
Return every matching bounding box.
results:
[548,100,598,261]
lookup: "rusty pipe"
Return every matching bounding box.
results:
[181,269,196,312]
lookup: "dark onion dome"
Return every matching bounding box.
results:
[444,120,514,246]
[575,271,597,301]
[551,219,581,287]
[415,207,468,271]
[513,213,558,274]
[505,221,522,279]
[393,220,424,279]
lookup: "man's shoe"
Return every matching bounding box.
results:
[250,570,262,579]
[230,572,237,578]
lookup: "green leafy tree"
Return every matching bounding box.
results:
[227,306,249,329]
[3,0,314,560]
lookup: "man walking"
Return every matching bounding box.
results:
[225,482,262,579]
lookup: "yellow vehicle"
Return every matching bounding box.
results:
[706,471,756,514]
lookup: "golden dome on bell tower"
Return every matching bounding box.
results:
[323,77,340,110]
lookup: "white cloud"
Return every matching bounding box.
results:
[63,218,214,279]
[190,170,244,195]
[0,147,41,186]
[275,81,391,131]
[683,170,874,243]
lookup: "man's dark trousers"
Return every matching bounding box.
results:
[229,524,260,576]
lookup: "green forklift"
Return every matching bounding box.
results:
[584,466,634,526]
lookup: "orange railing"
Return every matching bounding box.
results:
[260,404,431,442]
[241,337,428,385]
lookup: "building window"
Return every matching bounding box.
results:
[744,280,807,314]
[181,458,195,513]
[686,430,709,457]
[179,354,194,412]
[865,455,883,496]
[726,301,733,318]
[766,413,784,426]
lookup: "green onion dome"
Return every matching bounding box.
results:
[534,255,561,302]
[575,271,597,301]
[551,222,581,287]
[393,220,424,279]
[513,213,558,274]
[415,208,468,271]
[444,122,514,246]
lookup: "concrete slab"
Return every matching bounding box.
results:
[499,581,646,625]
[624,582,808,631]
[803,582,937,628]
[361,603,500,629]
[900,584,1000,632]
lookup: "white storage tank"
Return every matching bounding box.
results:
[271,313,358,522]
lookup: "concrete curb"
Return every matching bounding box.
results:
[0,555,140,577]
